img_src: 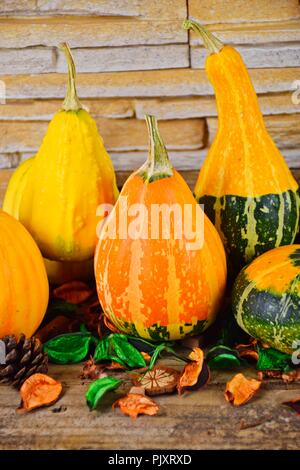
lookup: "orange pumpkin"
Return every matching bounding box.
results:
[95,116,227,341]
[0,210,49,338]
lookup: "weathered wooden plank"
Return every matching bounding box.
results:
[0,17,187,48]
[189,20,300,46]
[0,118,206,153]
[0,99,134,121]
[191,44,300,69]
[0,45,189,75]
[135,92,300,120]
[0,363,299,450]
[0,0,187,19]
[207,114,300,150]
[189,0,300,24]
[1,68,299,99]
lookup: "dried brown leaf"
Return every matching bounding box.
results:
[17,373,62,413]
[53,281,93,304]
[36,315,80,343]
[132,366,179,396]
[225,373,262,406]
[236,341,259,362]
[113,393,159,419]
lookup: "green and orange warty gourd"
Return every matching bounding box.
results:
[183,20,300,272]
[18,43,118,262]
[232,245,300,354]
[3,158,93,284]
[95,115,227,341]
[0,210,49,338]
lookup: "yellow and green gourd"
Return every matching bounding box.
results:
[183,20,300,272]
[232,245,300,354]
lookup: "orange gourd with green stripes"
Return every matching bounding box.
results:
[233,245,300,354]
[183,20,300,272]
[0,210,49,338]
[95,115,227,341]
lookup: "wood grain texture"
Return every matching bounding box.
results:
[0,362,299,450]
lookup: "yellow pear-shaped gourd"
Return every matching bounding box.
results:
[19,43,119,262]
[3,157,94,283]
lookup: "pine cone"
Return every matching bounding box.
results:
[0,334,48,388]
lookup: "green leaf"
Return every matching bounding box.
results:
[43,332,92,364]
[93,334,146,369]
[86,377,122,410]
[94,337,111,362]
[111,335,146,368]
[256,347,292,371]
[207,345,241,370]
[149,343,169,369]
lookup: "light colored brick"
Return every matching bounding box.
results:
[189,0,300,24]
[191,44,300,69]
[207,114,300,150]
[0,99,134,121]
[0,118,206,153]
[0,18,187,48]
[2,68,299,99]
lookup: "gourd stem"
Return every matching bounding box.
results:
[59,42,82,111]
[183,19,223,54]
[139,115,173,183]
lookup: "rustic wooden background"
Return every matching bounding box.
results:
[0,0,299,204]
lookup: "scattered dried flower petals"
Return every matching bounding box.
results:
[177,347,208,394]
[282,397,300,416]
[113,392,159,419]
[225,373,262,406]
[53,281,93,304]
[258,369,300,383]
[82,358,107,381]
[133,366,179,396]
[17,373,62,413]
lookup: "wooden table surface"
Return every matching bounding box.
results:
[0,359,299,450]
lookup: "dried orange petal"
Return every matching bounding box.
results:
[225,373,261,406]
[189,347,204,365]
[53,281,93,304]
[177,347,206,394]
[17,373,62,413]
[113,393,159,419]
